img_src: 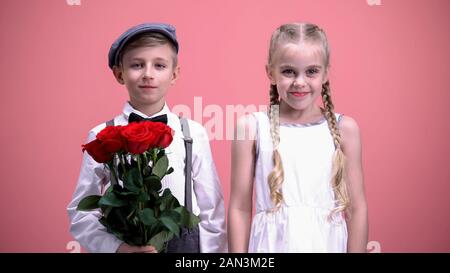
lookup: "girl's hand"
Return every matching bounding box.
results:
[116,243,158,253]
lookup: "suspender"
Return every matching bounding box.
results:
[179,117,193,213]
[105,117,193,212]
[106,119,114,127]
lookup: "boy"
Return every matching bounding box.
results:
[67,23,227,253]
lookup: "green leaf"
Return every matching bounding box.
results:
[116,190,138,196]
[159,202,166,211]
[148,222,164,238]
[161,188,172,197]
[166,194,180,210]
[98,191,127,207]
[188,214,201,228]
[166,167,174,175]
[137,190,150,202]
[161,210,181,224]
[102,206,113,218]
[160,215,180,237]
[158,188,179,212]
[139,208,157,226]
[143,175,162,192]
[99,217,124,241]
[100,207,129,232]
[148,230,173,253]
[152,155,168,178]
[77,195,101,211]
[174,207,201,228]
[123,167,143,193]
[159,188,180,208]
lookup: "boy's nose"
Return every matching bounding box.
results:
[143,66,154,79]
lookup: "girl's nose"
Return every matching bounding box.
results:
[293,76,306,88]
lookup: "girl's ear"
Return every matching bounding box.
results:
[171,65,180,85]
[112,66,125,85]
[266,64,276,85]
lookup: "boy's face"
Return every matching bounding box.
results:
[113,44,179,111]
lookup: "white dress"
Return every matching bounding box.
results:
[248,112,348,253]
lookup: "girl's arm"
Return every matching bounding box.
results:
[340,116,369,252]
[228,115,257,252]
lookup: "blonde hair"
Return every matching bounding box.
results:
[267,23,350,216]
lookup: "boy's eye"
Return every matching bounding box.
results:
[130,63,143,69]
[155,63,167,69]
[306,68,319,75]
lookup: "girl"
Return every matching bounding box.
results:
[228,23,368,252]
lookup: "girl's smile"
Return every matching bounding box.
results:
[289,91,311,98]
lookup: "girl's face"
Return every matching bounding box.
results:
[267,42,328,113]
[114,44,179,110]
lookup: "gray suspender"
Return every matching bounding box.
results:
[179,117,194,213]
[105,117,193,212]
[106,119,114,127]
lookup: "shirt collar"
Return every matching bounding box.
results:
[122,101,170,120]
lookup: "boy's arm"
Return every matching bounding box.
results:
[67,130,123,253]
[191,124,228,253]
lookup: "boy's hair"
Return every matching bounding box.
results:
[267,23,350,217]
[117,32,178,68]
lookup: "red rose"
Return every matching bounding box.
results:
[120,121,159,154]
[82,139,113,163]
[96,125,125,153]
[153,123,174,148]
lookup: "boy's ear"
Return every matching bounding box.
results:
[112,66,125,85]
[171,65,180,85]
[265,64,276,85]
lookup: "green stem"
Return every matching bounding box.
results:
[144,225,148,245]
[108,160,118,186]
[139,154,148,245]
[143,152,149,168]
[152,149,157,164]
[120,153,126,176]
[137,154,142,173]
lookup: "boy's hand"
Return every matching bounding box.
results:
[116,243,158,253]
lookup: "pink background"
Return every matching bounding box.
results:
[1,0,449,252]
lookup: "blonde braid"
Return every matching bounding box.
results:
[321,81,350,216]
[267,22,341,214]
[268,85,284,210]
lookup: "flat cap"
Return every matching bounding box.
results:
[108,22,178,69]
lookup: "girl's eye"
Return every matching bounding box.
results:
[282,69,296,76]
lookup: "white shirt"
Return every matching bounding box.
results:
[67,102,228,253]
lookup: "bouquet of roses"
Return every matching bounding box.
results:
[76,120,200,252]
